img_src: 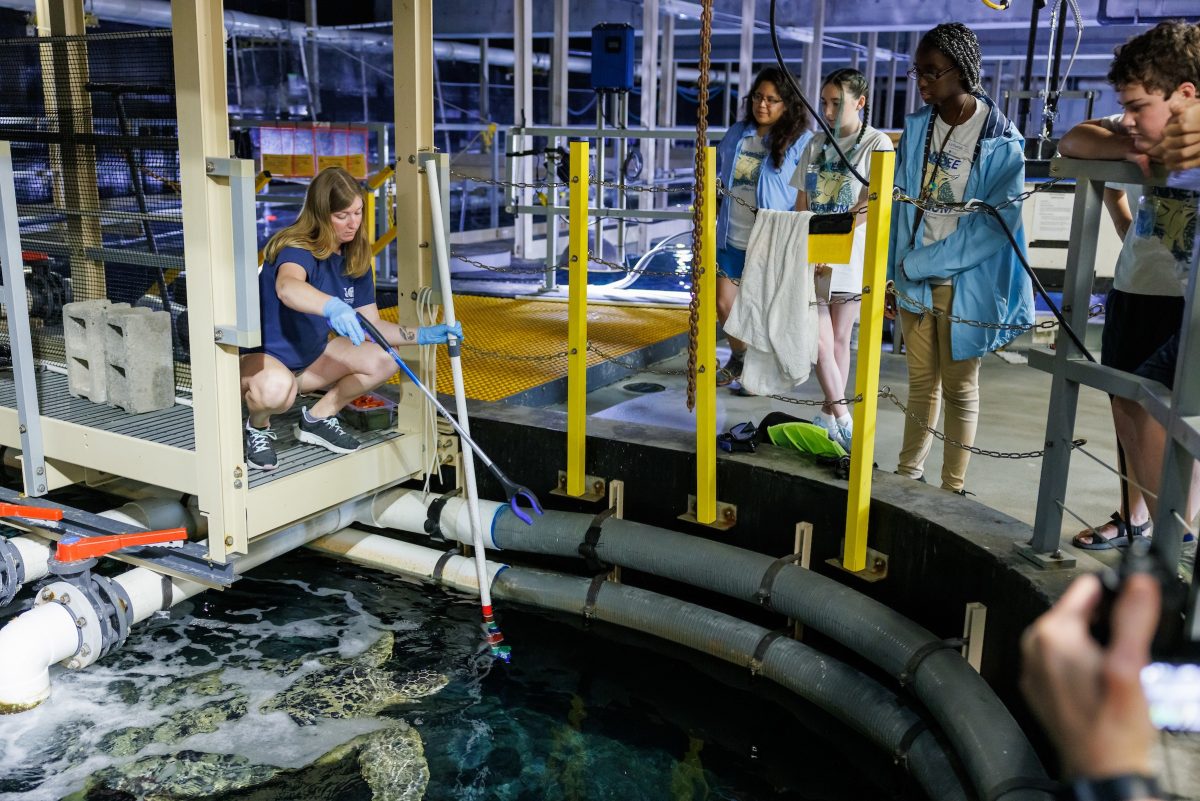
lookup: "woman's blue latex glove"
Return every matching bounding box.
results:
[417,321,464,346]
[323,298,366,346]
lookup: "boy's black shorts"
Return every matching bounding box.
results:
[1101,288,1184,372]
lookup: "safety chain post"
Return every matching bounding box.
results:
[842,150,894,573]
[695,146,717,525]
[566,140,590,497]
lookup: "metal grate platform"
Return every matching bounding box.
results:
[381,294,689,403]
[0,369,401,490]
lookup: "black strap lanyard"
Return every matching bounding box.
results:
[908,106,962,249]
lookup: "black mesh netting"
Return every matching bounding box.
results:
[0,29,190,389]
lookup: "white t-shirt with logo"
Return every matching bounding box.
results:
[791,125,893,293]
[920,100,988,249]
[1097,116,1197,297]
[727,134,767,250]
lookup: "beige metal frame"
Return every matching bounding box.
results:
[0,0,431,563]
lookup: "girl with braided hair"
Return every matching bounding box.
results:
[886,22,1033,493]
[714,66,812,388]
[792,68,893,449]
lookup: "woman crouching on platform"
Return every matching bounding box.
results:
[240,166,459,471]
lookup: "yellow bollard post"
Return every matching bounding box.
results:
[566,140,590,497]
[842,150,895,572]
[695,146,717,524]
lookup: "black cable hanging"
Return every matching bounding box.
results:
[767,0,869,188]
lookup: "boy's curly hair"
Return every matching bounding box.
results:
[1108,20,1200,96]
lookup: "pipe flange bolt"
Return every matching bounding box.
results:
[34,580,103,670]
[0,536,24,608]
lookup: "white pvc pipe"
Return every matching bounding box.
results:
[308,527,506,596]
[423,165,494,619]
[369,486,506,551]
[0,602,79,713]
[0,494,373,712]
[8,534,53,586]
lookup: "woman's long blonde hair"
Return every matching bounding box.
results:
[263,166,370,278]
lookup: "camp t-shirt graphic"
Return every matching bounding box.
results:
[811,152,857,213]
[726,135,766,249]
[1147,186,1198,268]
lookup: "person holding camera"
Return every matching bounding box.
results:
[1021,572,1166,801]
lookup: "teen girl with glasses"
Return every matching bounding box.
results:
[886,23,1033,494]
[714,66,812,388]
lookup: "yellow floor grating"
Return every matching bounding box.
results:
[380,295,688,402]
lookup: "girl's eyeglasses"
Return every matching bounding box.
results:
[906,64,957,83]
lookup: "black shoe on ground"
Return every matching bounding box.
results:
[294,408,361,454]
[244,424,279,471]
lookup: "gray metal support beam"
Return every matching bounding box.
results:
[885,31,899,129]
[1152,233,1200,616]
[737,0,755,105]
[906,32,919,115]
[0,142,47,497]
[658,12,677,188]
[551,0,569,127]
[638,0,660,253]
[304,0,320,116]
[512,0,534,258]
[864,31,878,127]
[806,0,826,106]
[1026,170,1103,564]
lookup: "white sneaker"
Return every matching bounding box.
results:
[836,415,853,451]
[811,412,850,450]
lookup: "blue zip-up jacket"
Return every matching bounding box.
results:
[716,120,812,250]
[887,95,1033,360]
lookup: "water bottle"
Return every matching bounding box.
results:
[1133,194,1156,239]
[804,161,820,194]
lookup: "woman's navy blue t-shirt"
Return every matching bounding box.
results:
[256,245,375,370]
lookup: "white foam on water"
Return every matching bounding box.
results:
[0,569,432,800]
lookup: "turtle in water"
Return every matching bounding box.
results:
[64,632,448,801]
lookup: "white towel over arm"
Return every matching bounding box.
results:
[724,208,818,395]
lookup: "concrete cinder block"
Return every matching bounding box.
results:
[63,299,127,403]
[104,306,174,414]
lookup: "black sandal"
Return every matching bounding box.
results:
[1071,511,1149,551]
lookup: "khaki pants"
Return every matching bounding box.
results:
[897,284,980,492]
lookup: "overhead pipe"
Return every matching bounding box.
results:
[306,529,969,801]
[0,0,733,86]
[380,490,1052,801]
[0,489,388,713]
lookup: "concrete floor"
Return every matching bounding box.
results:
[553,341,1139,553]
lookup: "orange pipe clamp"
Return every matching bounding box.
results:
[0,503,64,522]
[56,528,187,562]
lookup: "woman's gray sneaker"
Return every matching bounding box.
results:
[244,424,279,471]
[294,409,361,454]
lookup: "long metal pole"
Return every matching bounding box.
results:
[595,93,606,261]
[422,158,505,654]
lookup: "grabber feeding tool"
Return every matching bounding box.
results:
[355,314,542,527]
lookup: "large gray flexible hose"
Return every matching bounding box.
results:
[494,566,969,801]
[484,507,1051,801]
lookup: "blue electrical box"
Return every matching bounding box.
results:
[591,23,635,92]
